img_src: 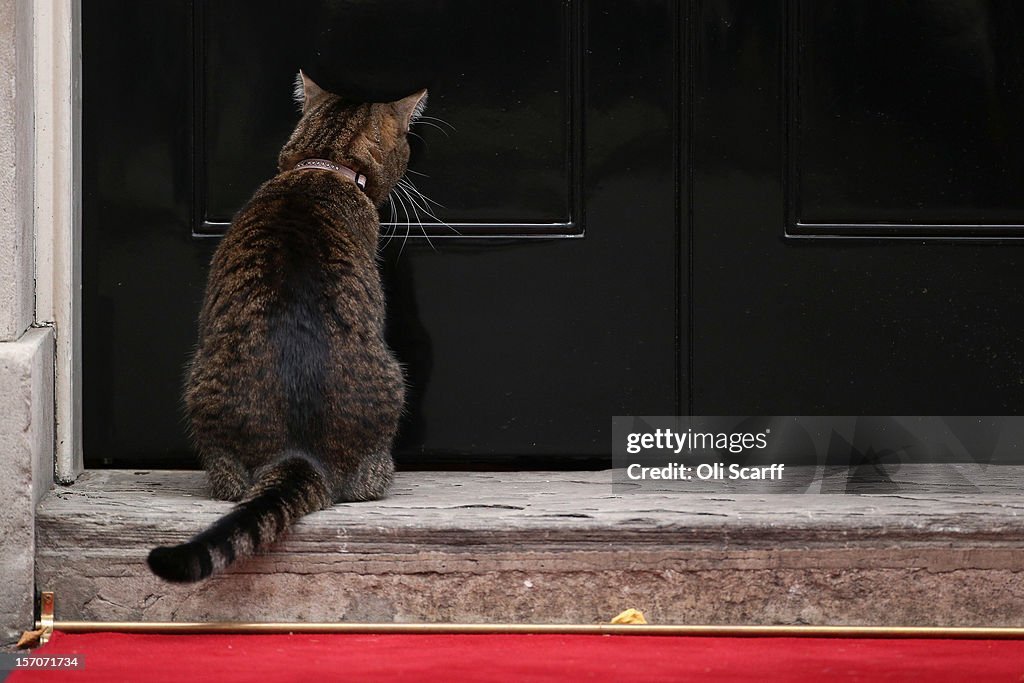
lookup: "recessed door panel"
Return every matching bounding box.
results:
[693,0,1024,414]
[790,1,1024,236]
[199,1,577,236]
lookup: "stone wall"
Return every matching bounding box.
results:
[0,0,55,646]
[0,0,33,342]
[0,329,53,644]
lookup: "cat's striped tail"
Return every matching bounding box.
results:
[147,454,331,583]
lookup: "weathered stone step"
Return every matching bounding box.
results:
[35,468,1024,626]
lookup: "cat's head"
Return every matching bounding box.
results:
[278,71,427,207]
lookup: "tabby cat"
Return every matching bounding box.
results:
[147,72,426,582]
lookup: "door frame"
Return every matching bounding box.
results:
[35,0,81,483]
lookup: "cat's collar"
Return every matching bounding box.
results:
[293,158,367,190]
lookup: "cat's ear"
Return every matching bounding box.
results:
[393,89,428,132]
[295,70,328,113]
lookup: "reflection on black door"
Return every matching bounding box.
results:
[84,1,1024,469]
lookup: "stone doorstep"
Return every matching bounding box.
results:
[33,467,1024,627]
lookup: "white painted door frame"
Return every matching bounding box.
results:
[34,0,81,482]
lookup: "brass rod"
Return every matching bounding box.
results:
[38,592,55,645]
[43,621,1024,639]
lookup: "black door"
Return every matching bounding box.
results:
[84,1,1024,469]
[82,1,681,468]
[691,1,1024,414]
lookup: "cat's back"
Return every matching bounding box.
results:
[188,171,395,382]
[189,172,400,426]
[204,171,383,330]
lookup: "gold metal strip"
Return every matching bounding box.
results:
[38,592,55,645]
[37,590,1024,640]
[45,621,1024,639]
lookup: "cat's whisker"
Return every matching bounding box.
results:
[420,227,436,251]
[401,176,446,209]
[389,190,398,232]
[380,191,398,251]
[413,120,451,137]
[392,192,408,229]
[399,185,428,244]
[398,184,436,252]
[398,222,412,259]
[397,183,440,228]
[383,196,401,253]
[397,178,461,237]
[402,202,460,238]
[380,190,397,248]
[406,168,430,178]
[392,188,414,259]
[397,179,435,216]
[397,184,420,224]
[418,115,457,132]
[407,131,428,147]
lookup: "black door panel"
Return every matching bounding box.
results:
[199,1,578,236]
[693,0,1024,414]
[83,0,681,468]
[791,1,1024,235]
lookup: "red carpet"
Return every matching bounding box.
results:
[9,630,1024,682]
